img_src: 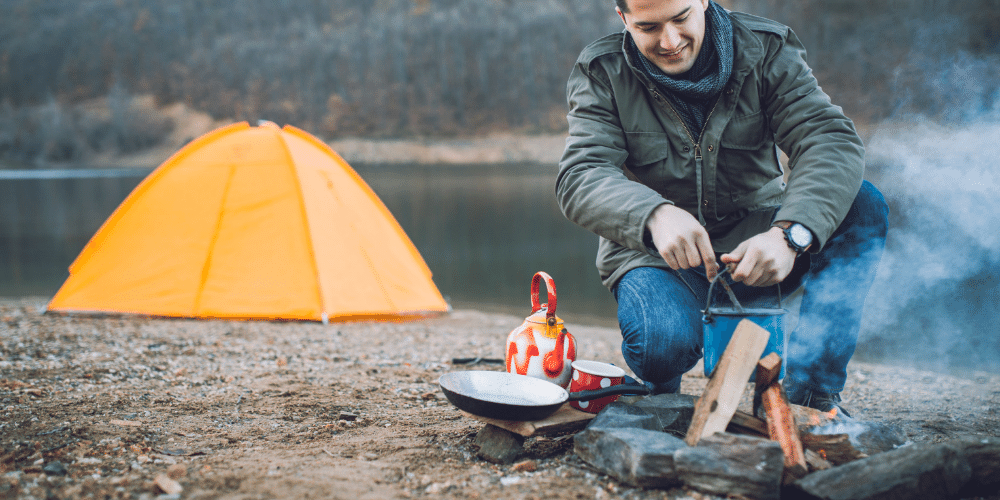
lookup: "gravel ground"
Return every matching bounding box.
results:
[2,297,998,499]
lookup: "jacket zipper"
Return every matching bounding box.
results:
[651,89,722,225]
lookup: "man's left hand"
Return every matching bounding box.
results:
[719,227,797,286]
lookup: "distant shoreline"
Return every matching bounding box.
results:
[0,133,568,172]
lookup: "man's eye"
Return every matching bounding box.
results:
[675,15,690,24]
[638,25,656,32]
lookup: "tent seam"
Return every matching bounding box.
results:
[285,127,436,279]
[278,126,327,320]
[194,164,237,315]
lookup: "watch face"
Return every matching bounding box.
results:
[789,224,812,247]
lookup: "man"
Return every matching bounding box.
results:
[556,0,888,414]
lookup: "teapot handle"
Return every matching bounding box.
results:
[530,271,558,325]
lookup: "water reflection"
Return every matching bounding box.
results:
[0,164,620,324]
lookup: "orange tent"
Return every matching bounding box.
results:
[48,121,449,322]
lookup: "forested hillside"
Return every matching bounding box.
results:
[2,0,999,165]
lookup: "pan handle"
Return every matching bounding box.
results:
[567,383,650,401]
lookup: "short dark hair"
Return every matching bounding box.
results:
[615,0,629,12]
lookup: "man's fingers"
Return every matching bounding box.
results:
[660,248,681,270]
[731,249,757,283]
[683,238,703,269]
[696,233,718,277]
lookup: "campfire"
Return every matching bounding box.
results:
[454,320,998,499]
[569,321,998,499]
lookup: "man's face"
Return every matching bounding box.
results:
[617,0,710,76]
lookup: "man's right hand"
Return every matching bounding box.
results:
[646,204,719,279]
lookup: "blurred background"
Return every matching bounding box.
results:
[2,0,998,373]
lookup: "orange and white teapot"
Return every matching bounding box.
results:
[505,272,577,388]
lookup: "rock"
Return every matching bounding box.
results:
[574,427,687,488]
[474,424,524,464]
[789,442,972,500]
[852,420,907,456]
[42,461,67,476]
[673,432,784,500]
[633,393,697,435]
[585,402,661,432]
[154,474,183,495]
[951,437,1000,498]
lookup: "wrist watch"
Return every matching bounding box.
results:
[774,221,812,254]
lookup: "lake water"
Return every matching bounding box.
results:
[3,164,998,371]
[0,163,619,324]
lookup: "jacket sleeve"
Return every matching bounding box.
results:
[555,59,669,255]
[763,28,865,251]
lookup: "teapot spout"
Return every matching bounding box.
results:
[543,328,576,379]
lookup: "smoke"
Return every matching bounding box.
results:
[857,62,1000,371]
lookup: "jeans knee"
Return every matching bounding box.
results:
[619,318,700,384]
[854,180,889,237]
[615,267,704,385]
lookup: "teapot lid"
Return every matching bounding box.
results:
[525,305,564,326]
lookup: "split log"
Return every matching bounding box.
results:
[727,410,767,437]
[761,382,808,482]
[952,436,1000,498]
[751,354,807,481]
[804,448,833,472]
[789,442,971,500]
[685,319,770,446]
[799,432,867,465]
[753,352,782,417]
[461,403,594,437]
[573,427,686,488]
[793,404,840,431]
[674,432,784,500]
[754,352,783,390]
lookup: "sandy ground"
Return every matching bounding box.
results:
[1,297,999,499]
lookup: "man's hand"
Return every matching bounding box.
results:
[647,204,719,279]
[719,227,797,286]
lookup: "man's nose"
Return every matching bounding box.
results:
[660,27,681,50]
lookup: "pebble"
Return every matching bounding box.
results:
[154,474,183,495]
[511,460,537,472]
[425,482,449,494]
[166,464,186,480]
[42,461,67,476]
[499,476,522,486]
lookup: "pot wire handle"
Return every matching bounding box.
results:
[703,267,784,322]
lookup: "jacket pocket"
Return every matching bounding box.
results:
[716,113,782,204]
[623,132,696,207]
[720,111,767,151]
[624,132,673,167]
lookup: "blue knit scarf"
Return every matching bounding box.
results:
[627,1,733,140]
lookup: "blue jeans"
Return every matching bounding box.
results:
[612,181,889,395]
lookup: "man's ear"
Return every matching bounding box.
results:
[701,0,710,10]
[616,7,627,26]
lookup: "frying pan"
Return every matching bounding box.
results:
[438,371,650,421]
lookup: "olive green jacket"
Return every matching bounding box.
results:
[556,11,865,289]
